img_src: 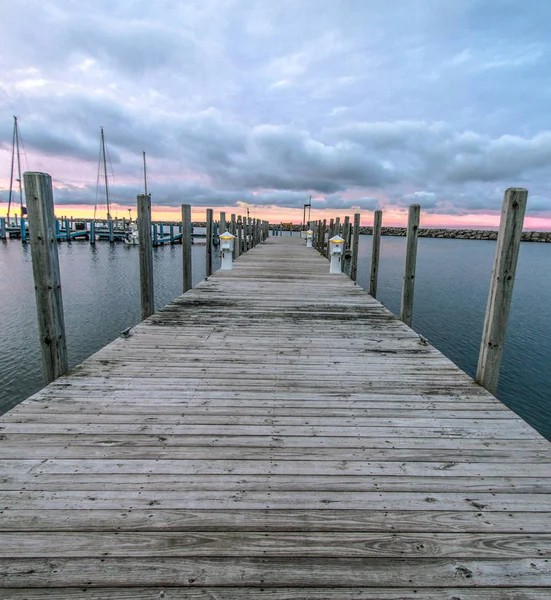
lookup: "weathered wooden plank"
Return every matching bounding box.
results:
[3,587,549,599]
[2,509,548,533]
[1,557,550,587]
[1,490,549,511]
[3,531,551,558]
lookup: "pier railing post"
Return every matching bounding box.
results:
[400,204,420,327]
[369,210,383,298]
[350,213,360,281]
[231,214,237,259]
[327,218,334,258]
[137,194,154,320]
[342,216,350,272]
[206,208,213,276]
[23,171,69,383]
[237,216,242,256]
[182,204,192,293]
[476,188,528,394]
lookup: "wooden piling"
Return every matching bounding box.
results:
[476,188,528,394]
[342,216,350,272]
[181,204,192,294]
[206,209,213,276]
[219,212,226,236]
[350,213,360,281]
[0,217,5,240]
[237,216,242,256]
[369,210,383,298]
[400,204,420,327]
[231,214,237,259]
[137,194,154,320]
[327,218,334,258]
[23,171,68,383]
[65,218,70,242]
[108,219,114,243]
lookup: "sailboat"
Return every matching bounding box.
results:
[124,151,147,245]
[7,116,27,226]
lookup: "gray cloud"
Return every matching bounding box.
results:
[1,1,551,221]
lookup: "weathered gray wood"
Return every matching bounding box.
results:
[219,211,226,236]
[1,235,550,595]
[400,204,420,326]
[23,172,68,383]
[231,214,237,259]
[342,215,350,272]
[137,194,154,320]
[326,218,334,258]
[205,208,213,276]
[350,212,360,281]
[477,188,528,395]
[181,204,192,293]
[369,209,382,297]
[3,588,550,600]
[237,216,242,256]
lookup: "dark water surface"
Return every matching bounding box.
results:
[0,240,216,415]
[1,235,550,440]
[353,235,551,440]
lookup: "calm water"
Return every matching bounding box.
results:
[0,239,218,415]
[0,234,550,441]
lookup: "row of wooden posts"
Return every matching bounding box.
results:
[311,189,528,396]
[23,170,527,399]
[21,171,270,386]
[139,198,269,320]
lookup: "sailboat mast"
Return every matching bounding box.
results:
[7,117,17,222]
[14,117,23,215]
[143,151,148,196]
[100,127,110,220]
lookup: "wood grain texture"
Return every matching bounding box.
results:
[1,235,549,594]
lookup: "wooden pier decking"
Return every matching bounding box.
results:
[1,235,551,598]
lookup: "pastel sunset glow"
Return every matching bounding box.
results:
[1,1,551,229]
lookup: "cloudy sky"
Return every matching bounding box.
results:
[1,0,550,227]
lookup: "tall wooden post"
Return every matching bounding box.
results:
[219,212,226,235]
[137,194,154,320]
[65,218,70,242]
[476,188,528,394]
[206,209,213,276]
[237,216,242,256]
[90,220,96,244]
[321,219,327,255]
[342,216,350,272]
[231,214,237,259]
[181,204,192,293]
[400,204,420,327]
[350,213,360,281]
[327,218,334,258]
[369,210,383,298]
[23,172,68,383]
[0,217,5,240]
[108,219,114,243]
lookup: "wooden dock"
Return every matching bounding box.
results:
[1,235,551,598]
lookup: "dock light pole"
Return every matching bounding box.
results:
[477,188,528,395]
[23,172,69,384]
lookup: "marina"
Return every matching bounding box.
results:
[1,197,550,594]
